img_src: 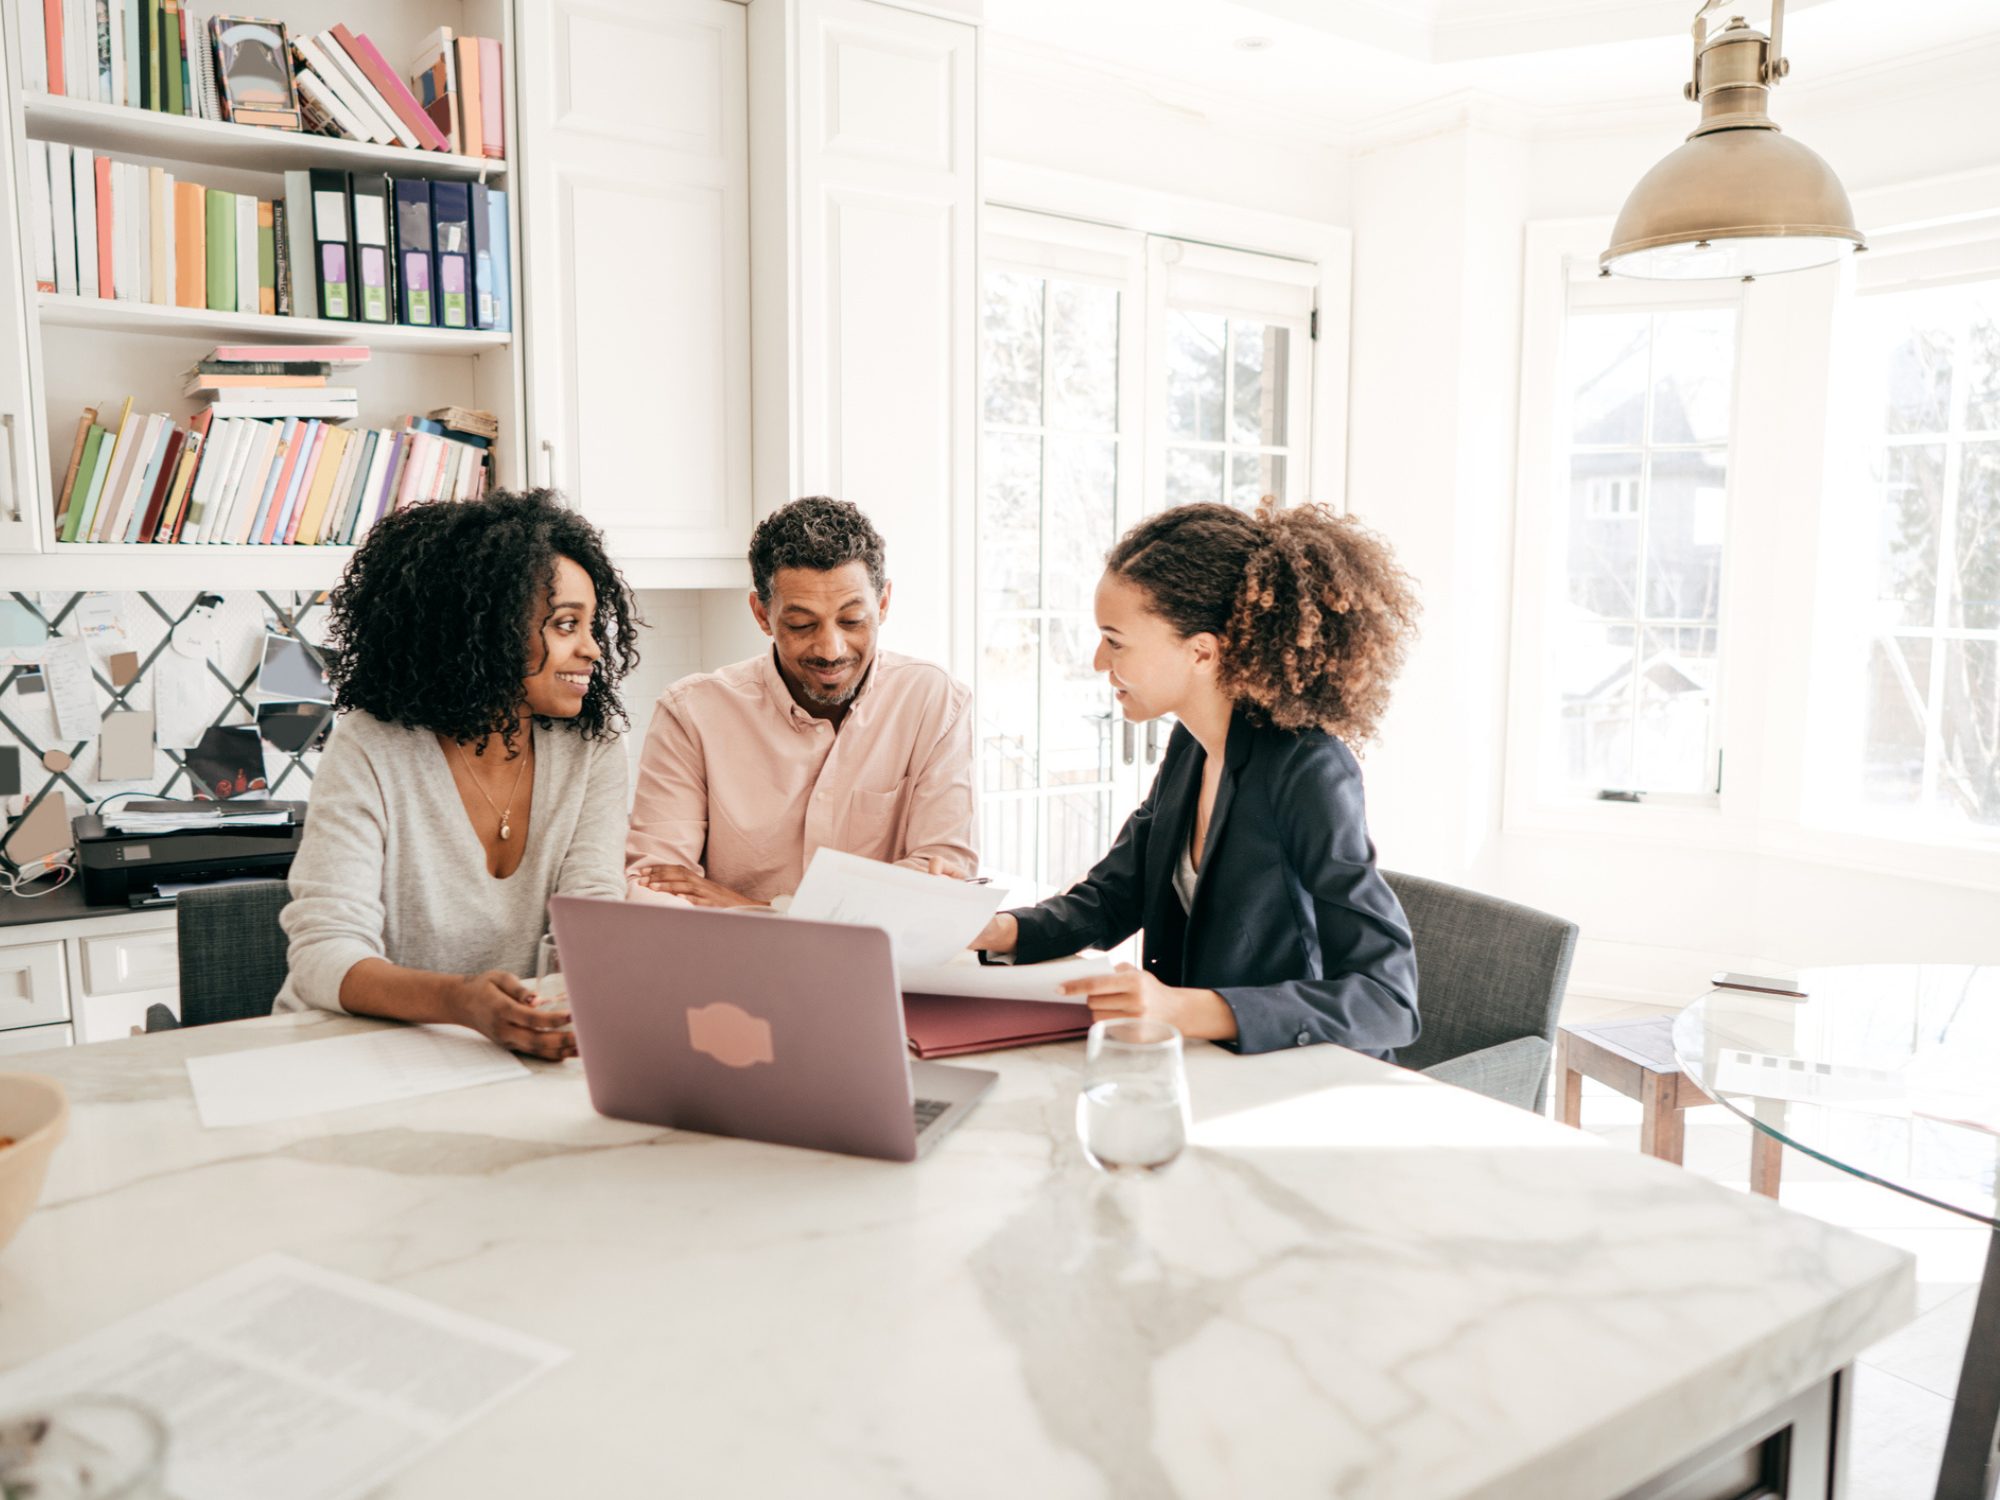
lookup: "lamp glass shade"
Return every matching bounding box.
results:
[1602,124,1864,281]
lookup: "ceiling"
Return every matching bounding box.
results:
[981,0,2000,134]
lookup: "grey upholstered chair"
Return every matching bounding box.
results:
[146,878,292,1031]
[1384,871,1578,1113]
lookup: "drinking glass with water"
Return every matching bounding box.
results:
[1076,1018,1190,1174]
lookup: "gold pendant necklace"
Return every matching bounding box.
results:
[452,736,530,841]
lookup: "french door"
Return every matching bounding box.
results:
[977,210,1317,893]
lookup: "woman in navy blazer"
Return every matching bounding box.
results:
[973,501,1422,1058]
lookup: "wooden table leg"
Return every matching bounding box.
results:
[1934,1226,2000,1500]
[1558,1032,1583,1128]
[1640,1070,1685,1166]
[1749,1129,1782,1199]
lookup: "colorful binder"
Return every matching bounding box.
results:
[486,187,510,333]
[309,168,352,320]
[349,173,392,324]
[429,180,471,329]
[392,178,433,326]
[469,181,494,330]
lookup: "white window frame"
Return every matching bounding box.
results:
[1510,189,2000,897]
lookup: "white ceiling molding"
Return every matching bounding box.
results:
[1237,0,1836,65]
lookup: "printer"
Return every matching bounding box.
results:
[73,800,308,908]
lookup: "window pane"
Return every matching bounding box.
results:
[1559,621,1635,787]
[1863,636,1929,806]
[1876,444,1944,628]
[981,432,1041,612]
[1631,625,1716,791]
[1568,452,1642,619]
[980,615,1040,792]
[1881,300,1954,435]
[1968,291,2000,433]
[1045,789,1112,892]
[1166,446,1223,508]
[982,795,1035,882]
[1044,436,1116,611]
[1230,324,1290,447]
[1645,449,1727,621]
[983,272,1043,426]
[1047,282,1118,434]
[1570,313,1649,446]
[1952,441,2000,629]
[1940,639,2000,826]
[1230,452,1285,510]
[1166,311,1226,440]
[1042,615,1111,790]
[1652,309,1736,444]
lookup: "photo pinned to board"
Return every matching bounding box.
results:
[186,725,270,800]
[257,702,333,754]
[256,634,335,703]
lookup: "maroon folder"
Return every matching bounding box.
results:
[902,993,1093,1059]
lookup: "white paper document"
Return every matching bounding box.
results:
[185,1025,530,1129]
[900,952,1117,1003]
[787,847,1005,967]
[42,635,99,742]
[0,1253,569,1500]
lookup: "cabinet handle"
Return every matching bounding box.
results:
[1121,720,1135,765]
[540,437,558,492]
[0,414,20,523]
[1145,720,1159,764]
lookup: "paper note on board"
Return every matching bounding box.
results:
[42,636,98,741]
[98,709,155,780]
[787,848,1005,967]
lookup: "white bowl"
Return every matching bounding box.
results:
[0,1074,69,1255]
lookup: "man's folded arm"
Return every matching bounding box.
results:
[625,695,709,905]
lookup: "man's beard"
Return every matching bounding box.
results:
[797,655,865,706]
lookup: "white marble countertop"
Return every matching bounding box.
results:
[0,1014,1912,1499]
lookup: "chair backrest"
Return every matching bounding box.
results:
[1384,870,1578,1075]
[175,879,292,1027]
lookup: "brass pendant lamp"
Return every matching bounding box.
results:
[1602,0,1864,279]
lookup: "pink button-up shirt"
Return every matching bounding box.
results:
[625,649,977,904]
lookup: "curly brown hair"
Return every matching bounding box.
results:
[1104,499,1419,744]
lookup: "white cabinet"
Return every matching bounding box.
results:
[0,939,66,1029]
[516,0,752,584]
[749,0,979,676]
[0,4,41,555]
[0,908,177,1046]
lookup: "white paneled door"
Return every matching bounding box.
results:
[516,0,752,563]
[751,0,980,675]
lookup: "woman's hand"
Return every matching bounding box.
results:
[451,969,576,1060]
[972,912,1018,955]
[1059,964,1239,1041]
[633,864,763,909]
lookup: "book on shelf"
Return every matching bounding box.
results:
[27,5,505,156]
[51,380,493,546]
[27,152,512,330]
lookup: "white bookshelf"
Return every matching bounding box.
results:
[0,0,523,579]
[39,291,511,354]
[23,94,505,182]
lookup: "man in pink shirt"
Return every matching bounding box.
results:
[627,497,977,906]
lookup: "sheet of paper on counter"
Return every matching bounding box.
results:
[0,1253,569,1500]
[184,1024,530,1129]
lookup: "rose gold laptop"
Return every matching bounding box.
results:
[547,896,996,1162]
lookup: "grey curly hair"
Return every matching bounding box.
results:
[748,496,889,604]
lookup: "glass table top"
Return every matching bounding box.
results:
[1673,965,2000,1229]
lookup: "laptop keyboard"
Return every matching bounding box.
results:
[913,1097,951,1131]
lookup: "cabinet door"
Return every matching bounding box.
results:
[78,928,179,996]
[0,940,68,1030]
[516,0,752,562]
[753,0,980,678]
[0,1022,73,1056]
[0,5,49,553]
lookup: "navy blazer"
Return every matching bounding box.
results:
[1007,712,1420,1058]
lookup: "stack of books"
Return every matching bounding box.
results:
[51,361,496,547]
[186,346,363,422]
[17,8,505,160]
[25,151,512,332]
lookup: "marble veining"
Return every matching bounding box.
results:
[0,1014,1913,1499]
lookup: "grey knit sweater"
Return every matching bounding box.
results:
[275,709,627,1014]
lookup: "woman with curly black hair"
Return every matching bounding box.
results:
[973,499,1424,1058]
[273,489,641,1060]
